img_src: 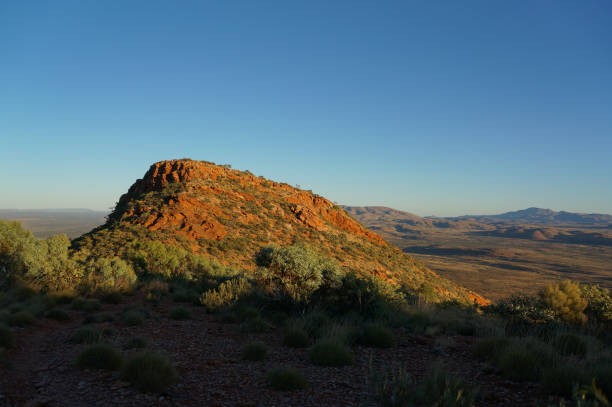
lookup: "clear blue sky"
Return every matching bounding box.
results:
[1,1,611,216]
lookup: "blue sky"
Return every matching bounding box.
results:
[1,1,611,216]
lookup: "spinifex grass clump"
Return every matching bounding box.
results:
[121,351,179,393]
[241,342,267,361]
[70,327,102,344]
[76,344,123,370]
[309,340,353,366]
[266,368,309,391]
[283,326,310,348]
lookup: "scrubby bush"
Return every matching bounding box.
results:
[355,324,394,348]
[255,243,343,304]
[591,363,612,399]
[553,333,587,357]
[127,240,233,281]
[542,365,590,398]
[309,340,353,366]
[76,344,123,370]
[486,294,555,324]
[200,277,252,311]
[283,326,310,348]
[0,221,80,292]
[0,324,15,348]
[168,307,192,320]
[302,311,331,339]
[121,351,179,392]
[266,368,309,391]
[70,327,102,344]
[82,257,136,294]
[125,336,148,349]
[540,280,588,324]
[581,284,612,322]
[327,271,405,316]
[241,342,267,361]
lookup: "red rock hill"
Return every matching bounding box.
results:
[82,159,488,305]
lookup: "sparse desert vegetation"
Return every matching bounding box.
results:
[1,161,611,406]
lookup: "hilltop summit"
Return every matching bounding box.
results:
[76,159,487,304]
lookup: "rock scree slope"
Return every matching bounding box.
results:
[74,159,487,305]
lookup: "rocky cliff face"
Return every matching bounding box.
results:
[81,159,488,305]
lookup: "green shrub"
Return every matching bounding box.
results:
[70,327,102,344]
[255,243,343,304]
[83,257,136,294]
[266,368,309,391]
[241,342,267,361]
[581,284,612,322]
[121,310,145,326]
[7,311,35,327]
[121,351,179,392]
[200,277,252,312]
[497,344,540,381]
[542,365,589,398]
[283,327,310,348]
[540,280,587,324]
[553,333,587,357]
[76,344,123,370]
[125,336,148,349]
[45,308,70,321]
[168,307,192,320]
[0,325,15,348]
[0,221,79,292]
[472,337,511,362]
[355,324,393,348]
[405,312,432,333]
[309,340,353,366]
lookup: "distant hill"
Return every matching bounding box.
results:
[453,207,612,226]
[0,209,107,238]
[73,159,487,305]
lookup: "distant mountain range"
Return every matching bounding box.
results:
[451,207,612,226]
[343,206,612,247]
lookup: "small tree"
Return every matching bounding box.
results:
[540,280,587,324]
[255,243,343,304]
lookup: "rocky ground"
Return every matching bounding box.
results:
[0,298,556,407]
